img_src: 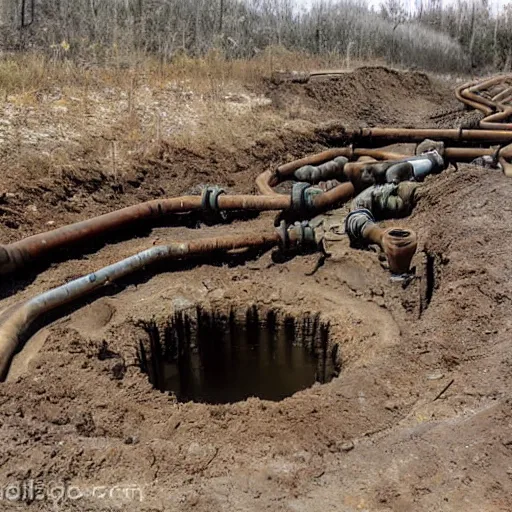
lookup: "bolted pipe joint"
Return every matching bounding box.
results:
[345,208,375,247]
[351,182,419,220]
[290,182,323,215]
[276,220,318,253]
[294,156,349,184]
[201,185,229,223]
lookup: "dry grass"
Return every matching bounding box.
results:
[0,47,380,96]
[0,48,382,186]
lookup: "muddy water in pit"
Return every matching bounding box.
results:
[141,308,336,404]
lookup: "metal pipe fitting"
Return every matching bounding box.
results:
[351,182,419,220]
[294,156,348,183]
[345,209,417,275]
[380,228,418,275]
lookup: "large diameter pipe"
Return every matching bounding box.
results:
[0,231,284,379]
[311,182,355,210]
[276,148,406,177]
[460,88,496,112]
[444,144,512,161]
[277,148,353,175]
[366,226,418,275]
[347,127,512,143]
[468,75,512,93]
[455,83,492,114]
[480,109,512,131]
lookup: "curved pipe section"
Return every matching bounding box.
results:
[345,208,417,275]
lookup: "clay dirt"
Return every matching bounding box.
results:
[0,65,510,512]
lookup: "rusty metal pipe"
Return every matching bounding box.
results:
[276,148,406,177]
[277,148,354,176]
[443,144,512,161]
[460,88,495,113]
[365,225,418,275]
[311,182,356,210]
[468,75,512,93]
[479,108,512,131]
[455,83,492,113]
[349,127,512,143]
[255,170,279,195]
[345,209,417,274]
[493,87,512,103]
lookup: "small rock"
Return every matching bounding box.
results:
[124,435,139,445]
[46,220,55,226]
[340,441,355,452]
[427,372,445,381]
[75,412,95,436]
[111,361,126,380]
[384,401,399,411]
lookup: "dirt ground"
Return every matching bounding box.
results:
[0,66,510,511]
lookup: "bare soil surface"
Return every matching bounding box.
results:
[0,67,510,511]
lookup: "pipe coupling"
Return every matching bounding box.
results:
[290,183,322,214]
[201,186,228,222]
[345,208,375,247]
[294,156,348,184]
[276,220,317,252]
[381,228,418,275]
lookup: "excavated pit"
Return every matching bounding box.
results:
[138,306,338,404]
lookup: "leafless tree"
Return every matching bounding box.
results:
[0,0,508,72]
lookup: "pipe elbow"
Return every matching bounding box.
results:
[345,208,375,247]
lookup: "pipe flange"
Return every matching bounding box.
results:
[277,220,317,252]
[291,182,311,214]
[276,220,289,250]
[345,208,375,246]
[298,221,316,246]
[201,186,228,222]
[292,221,310,246]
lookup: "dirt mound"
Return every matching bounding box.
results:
[430,106,486,129]
[267,66,453,127]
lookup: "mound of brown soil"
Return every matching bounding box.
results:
[266,66,453,127]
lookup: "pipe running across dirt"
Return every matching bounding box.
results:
[2,73,512,380]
